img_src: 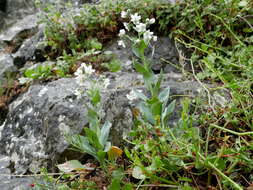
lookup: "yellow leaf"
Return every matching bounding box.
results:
[108,146,123,160]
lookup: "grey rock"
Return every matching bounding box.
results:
[6,0,35,19]
[0,154,34,190]
[0,78,88,174]
[0,11,5,31]
[0,14,38,46]
[0,53,17,83]
[0,71,202,175]
[0,177,33,190]
[12,27,46,68]
[148,37,180,73]
[105,37,180,73]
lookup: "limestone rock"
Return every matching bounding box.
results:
[0,155,34,190]
[0,14,38,50]
[0,53,17,83]
[105,37,180,73]
[0,71,201,175]
[12,27,46,68]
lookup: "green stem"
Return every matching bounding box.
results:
[210,124,253,136]
[226,159,239,174]
[197,152,243,190]
[176,30,227,54]
[205,126,211,157]
[208,13,244,46]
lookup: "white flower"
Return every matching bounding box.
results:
[74,89,82,99]
[153,35,157,42]
[83,64,95,75]
[126,89,142,101]
[123,22,130,31]
[74,67,83,76]
[131,13,141,24]
[18,77,32,84]
[76,63,95,76]
[146,18,155,24]
[134,23,146,33]
[119,29,126,37]
[143,30,154,42]
[135,39,141,44]
[103,78,110,88]
[121,11,128,18]
[118,40,126,48]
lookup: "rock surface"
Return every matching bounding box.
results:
[0,14,38,46]
[0,54,17,83]
[0,71,201,175]
[12,27,45,68]
[106,37,180,73]
[0,154,33,190]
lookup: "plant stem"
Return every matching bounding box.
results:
[208,13,244,46]
[197,152,243,190]
[210,124,253,136]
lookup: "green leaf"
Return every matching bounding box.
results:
[87,108,99,132]
[103,59,122,72]
[161,99,176,124]
[132,166,146,180]
[122,184,133,190]
[66,135,98,159]
[85,128,103,150]
[88,38,102,50]
[108,178,121,190]
[132,89,147,101]
[138,102,155,124]
[57,160,87,173]
[89,88,101,105]
[150,100,162,117]
[97,150,106,164]
[132,40,146,59]
[112,169,125,180]
[151,71,163,97]
[146,156,163,172]
[158,87,170,104]
[133,62,147,75]
[124,148,132,160]
[99,121,112,147]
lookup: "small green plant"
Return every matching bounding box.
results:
[19,63,53,84]
[64,63,113,169]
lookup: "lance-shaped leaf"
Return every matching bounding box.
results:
[99,121,112,147]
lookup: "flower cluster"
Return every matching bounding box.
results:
[74,63,96,86]
[118,11,157,48]
[74,63,110,99]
